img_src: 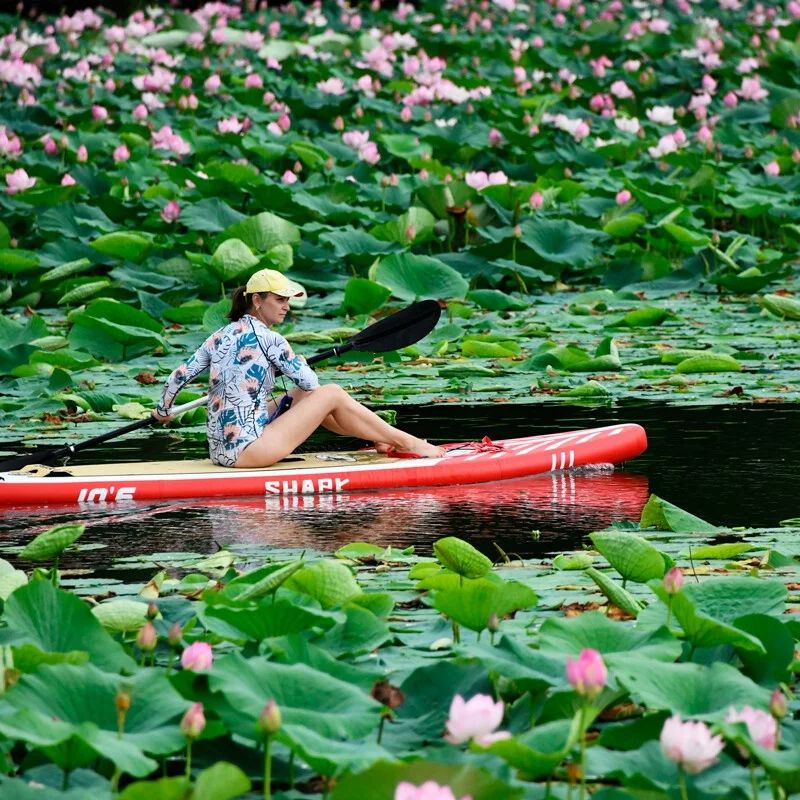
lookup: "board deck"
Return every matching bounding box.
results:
[0,423,648,507]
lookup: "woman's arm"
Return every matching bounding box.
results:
[154,340,213,419]
[264,331,320,392]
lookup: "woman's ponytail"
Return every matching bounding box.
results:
[227,287,249,321]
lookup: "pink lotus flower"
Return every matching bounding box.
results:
[317,77,346,95]
[5,167,36,194]
[663,566,684,593]
[151,126,191,157]
[281,170,298,185]
[132,104,149,121]
[615,189,631,205]
[610,80,634,99]
[646,105,676,125]
[465,170,508,191]
[739,76,768,102]
[268,20,281,37]
[723,91,738,108]
[0,127,22,158]
[204,74,221,94]
[444,693,510,746]
[244,73,263,89]
[725,706,777,750]
[529,191,544,209]
[113,144,130,163]
[77,144,88,163]
[180,702,206,738]
[566,649,607,698]
[42,135,58,156]
[660,714,724,774]
[91,104,109,122]
[488,128,503,146]
[217,115,243,134]
[160,200,180,223]
[61,173,76,186]
[181,641,213,671]
[395,782,471,800]
[764,161,780,176]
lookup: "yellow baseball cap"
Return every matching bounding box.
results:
[245,268,307,305]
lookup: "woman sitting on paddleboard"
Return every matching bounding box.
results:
[152,268,444,468]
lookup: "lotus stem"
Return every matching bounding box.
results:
[578,704,588,800]
[185,739,192,779]
[263,734,272,800]
[677,765,689,800]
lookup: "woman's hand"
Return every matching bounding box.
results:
[151,408,174,424]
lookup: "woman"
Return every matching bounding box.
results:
[152,268,444,467]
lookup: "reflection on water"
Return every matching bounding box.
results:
[1,402,797,567]
[0,471,648,566]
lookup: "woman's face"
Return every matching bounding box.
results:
[252,292,290,326]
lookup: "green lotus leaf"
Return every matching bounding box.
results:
[372,253,469,301]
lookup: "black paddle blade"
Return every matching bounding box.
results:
[349,299,441,353]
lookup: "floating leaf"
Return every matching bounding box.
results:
[433,536,492,578]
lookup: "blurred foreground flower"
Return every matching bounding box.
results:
[725,705,777,751]
[444,693,510,746]
[660,714,724,774]
[395,781,472,800]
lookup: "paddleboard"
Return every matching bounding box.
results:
[0,423,647,508]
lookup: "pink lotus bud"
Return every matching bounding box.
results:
[244,73,263,89]
[136,621,157,651]
[723,91,738,108]
[77,144,88,162]
[167,622,182,647]
[277,113,291,131]
[132,104,148,121]
[769,689,787,719]
[405,225,416,241]
[615,189,631,205]
[400,106,412,122]
[113,144,130,163]
[764,161,780,176]
[180,702,206,739]
[282,170,298,185]
[161,200,181,223]
[529,191,544,209]
[105,78,116,92]
[146,602,159,620]
[512,224,522,238]
[257,699,282,736]
[42,135,58,155]
[663,566,684,594]
[702,74,717,94]
[268,20,281,37]
[697,125,713,143]
[92,104,108,121]
[181,641,213,671]
[566,648,607,698]
[180,74,193,89]
[488,127,503,146]
[61,173,76,186]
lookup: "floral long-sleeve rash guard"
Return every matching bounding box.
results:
[157,315,320,466]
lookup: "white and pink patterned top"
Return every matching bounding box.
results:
[157,314,319,466]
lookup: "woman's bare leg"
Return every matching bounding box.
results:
[235,384,443,468]
[286,388,391,452]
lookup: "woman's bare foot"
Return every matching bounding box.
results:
[400,437,446,459]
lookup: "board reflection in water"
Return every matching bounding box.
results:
[181,469,649,556]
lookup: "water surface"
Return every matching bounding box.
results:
[1,403,797,569]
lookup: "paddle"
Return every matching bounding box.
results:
[0,300,442,472]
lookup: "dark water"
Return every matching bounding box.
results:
[0,403,797,568]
